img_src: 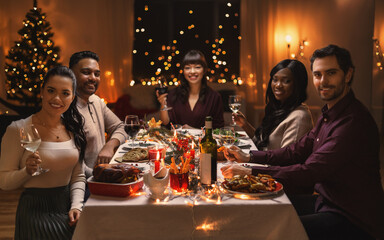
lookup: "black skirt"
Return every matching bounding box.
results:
[15,185,75,240]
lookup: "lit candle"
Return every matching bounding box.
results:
[190,141,195,159]
[155,150,160,174]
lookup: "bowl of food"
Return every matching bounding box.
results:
[88,164,144,197]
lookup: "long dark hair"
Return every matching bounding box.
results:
[42,66,87,161]
[254,59,308,149]
[172,50,209,103]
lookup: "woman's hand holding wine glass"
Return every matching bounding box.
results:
[20,124,49,176]
[220,127,236,165]
[155,77,172,111]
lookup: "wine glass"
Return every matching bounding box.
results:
[124,115,140,146]
[219,127,236,165]
[155,77,172,111]
[19,124,49,176]
[228,95,242,126]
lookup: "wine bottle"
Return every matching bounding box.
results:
[199,116,217,185]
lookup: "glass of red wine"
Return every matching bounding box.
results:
[155,78,172,111]
[124,115,140,146]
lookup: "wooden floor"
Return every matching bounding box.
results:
[0,189,21,240]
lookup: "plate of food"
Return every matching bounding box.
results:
[88,164,144,197]
[115,147,149,163]
[222,174,283,198]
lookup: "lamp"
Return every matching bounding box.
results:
[285,35,292,58]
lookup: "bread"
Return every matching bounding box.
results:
[93,164,141,183]
[122,148,148,162]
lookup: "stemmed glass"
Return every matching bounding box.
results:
[20,124,49,176]
[155,77,172,111]
[220,127,236,165]
[229,95,242,126]
[124,115,140,146]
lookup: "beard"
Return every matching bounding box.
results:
[317,81,346,102]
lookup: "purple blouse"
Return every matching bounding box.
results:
[167,86,224,129]
[249,91,384,239]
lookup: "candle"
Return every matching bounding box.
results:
[155,151,160,173]
[148,145,164,160]
[190,141,196,159]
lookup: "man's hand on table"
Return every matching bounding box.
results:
[97,138,120,164]
[224,145,250,163]
[221,164,251,178]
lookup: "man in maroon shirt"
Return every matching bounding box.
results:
[222,45,384,240]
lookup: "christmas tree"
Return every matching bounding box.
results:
[3,0,60,111]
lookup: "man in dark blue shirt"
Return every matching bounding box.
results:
[222,45,384,240]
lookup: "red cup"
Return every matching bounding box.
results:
[170,172,189,192]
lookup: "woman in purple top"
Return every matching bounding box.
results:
[156,50,224,129]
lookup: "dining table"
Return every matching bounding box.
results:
[72,129,308,240]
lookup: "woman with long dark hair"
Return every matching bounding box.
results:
[234,59,313,150]
[0,66,87,239]
[157,50,224,129]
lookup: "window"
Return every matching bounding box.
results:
[133,0,240,85]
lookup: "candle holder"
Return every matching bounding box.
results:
[148,144,166,160]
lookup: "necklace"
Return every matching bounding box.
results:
[34,114,61,140]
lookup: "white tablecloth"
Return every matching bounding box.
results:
[73,130,308,240]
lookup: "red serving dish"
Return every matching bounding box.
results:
[87,176,144,197]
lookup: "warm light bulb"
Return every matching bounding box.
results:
[285,35,292,43]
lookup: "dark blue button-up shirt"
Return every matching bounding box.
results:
[250,90,384,239]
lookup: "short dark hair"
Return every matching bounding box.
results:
[69,51,99,69]
[310,44,355,85]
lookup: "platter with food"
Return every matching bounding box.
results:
[222,174,283,198]
[115,147,149,163]
[88,164,144,197]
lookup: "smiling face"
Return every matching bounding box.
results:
[71,58,100,100]
[312,55,352,108]
[271,68,294,104]
[41,75,75,116]
[183,63,205,86]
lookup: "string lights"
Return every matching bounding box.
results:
[285,36,309,59]
[133,1,241,86]
[373,39,383,71]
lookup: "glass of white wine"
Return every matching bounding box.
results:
[20,124,49,176]
[228,95,242,126]
[220,127,236,165]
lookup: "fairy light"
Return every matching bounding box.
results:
[374,39,383,71]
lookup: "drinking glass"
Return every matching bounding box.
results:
[219,127,236,164]
[155,78,172,111]
[19,124,49,176]
[229,95,242,126]
[124,115,140,146]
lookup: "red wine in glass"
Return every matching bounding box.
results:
[125,115,140,146]
[124,124,140,138]
[156,83,172,111]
